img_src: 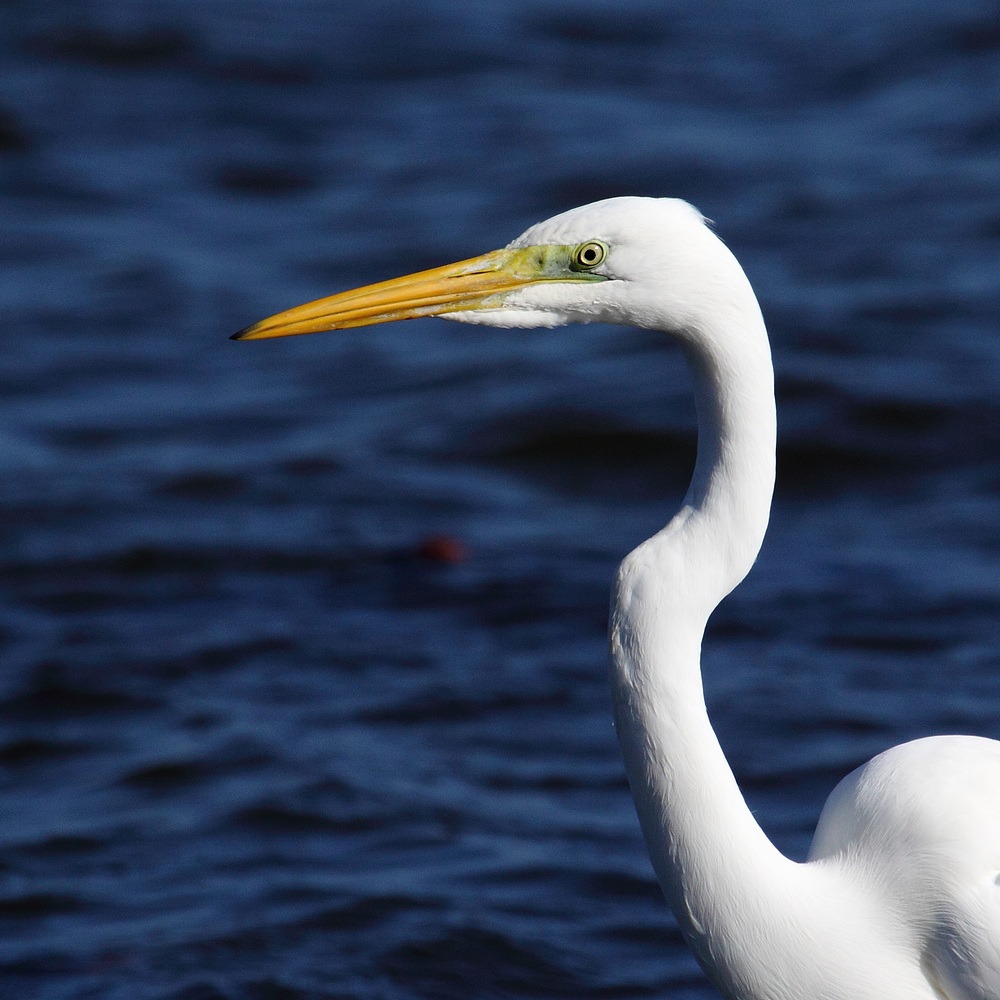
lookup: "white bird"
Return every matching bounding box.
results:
[234,197,1000,1000]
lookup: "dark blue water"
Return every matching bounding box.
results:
[2,2,1000,997]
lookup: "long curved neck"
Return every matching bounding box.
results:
[609,271,789,990]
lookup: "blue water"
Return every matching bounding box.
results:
[2,2,1000,997]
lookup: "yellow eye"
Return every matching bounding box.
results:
[571,241,607,271]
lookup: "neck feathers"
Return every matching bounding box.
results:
[608,242,782,981]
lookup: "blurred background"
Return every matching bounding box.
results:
[2,1,1000,997]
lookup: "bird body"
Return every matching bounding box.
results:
[810,736,1000,1000]
[235,197,1000,1000]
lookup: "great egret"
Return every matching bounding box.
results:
[234,198,1000,1000]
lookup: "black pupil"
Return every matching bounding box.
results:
[580,245,598,265]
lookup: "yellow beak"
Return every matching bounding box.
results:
[232,246,553,341]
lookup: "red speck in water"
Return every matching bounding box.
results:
[416,534,469,564]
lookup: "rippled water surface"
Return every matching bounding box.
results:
[2,2,1000,997]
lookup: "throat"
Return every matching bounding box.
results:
[678,329,776,598]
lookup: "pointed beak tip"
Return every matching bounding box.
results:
[231,321,270,341]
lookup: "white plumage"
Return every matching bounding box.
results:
[236,197,1000,1000]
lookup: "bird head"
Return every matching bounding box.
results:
[231,197,716,341]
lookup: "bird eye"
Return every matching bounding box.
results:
[571,241,607,271]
